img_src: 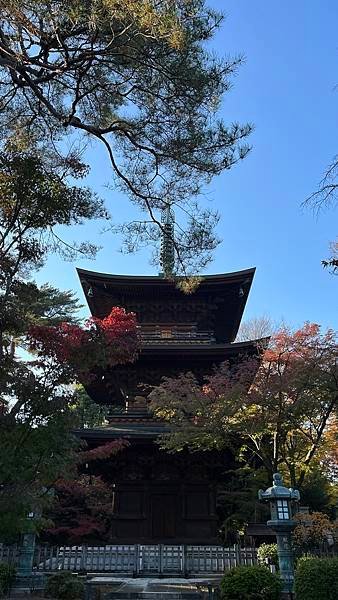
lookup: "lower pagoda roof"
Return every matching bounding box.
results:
[140,339,266,355]
[74,422,170,441]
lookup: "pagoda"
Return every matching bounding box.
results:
[76,216,261,544]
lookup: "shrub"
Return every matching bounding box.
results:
[220,564,282,600]
[293,512,333,550]
[294,557,338,600]
[257,544,279,568]
[0,563,16,596]
[45,571,84,600]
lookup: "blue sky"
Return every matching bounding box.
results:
[37,1,338,330]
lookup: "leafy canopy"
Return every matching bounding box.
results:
[0,148,138,539]
[0,0,252,273]
[150,324,338,488]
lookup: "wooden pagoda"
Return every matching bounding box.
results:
[75,267,260,544]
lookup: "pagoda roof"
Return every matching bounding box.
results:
[74,422,170,441]
[77,267,255,286]
[139,339,265,356]
[77,267,256,343]
[82,338,266,406]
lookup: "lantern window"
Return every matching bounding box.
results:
[277,499,289,520]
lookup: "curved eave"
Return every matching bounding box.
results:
[77,267,255,287]
[73,424,170,441]
[140,338,267,356]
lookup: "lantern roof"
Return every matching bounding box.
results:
[258,473,300,502]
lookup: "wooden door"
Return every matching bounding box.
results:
[151,493,177,540]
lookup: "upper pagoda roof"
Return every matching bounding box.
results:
[77,267,255,343]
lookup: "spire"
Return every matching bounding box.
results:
[159,203,175,277]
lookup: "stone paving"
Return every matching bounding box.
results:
[85,576,221,600]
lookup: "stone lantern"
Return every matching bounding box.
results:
[15,497,49,592]
[15,511,37,590]
[258,473,300,596]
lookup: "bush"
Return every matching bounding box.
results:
[45,571,84,600]
[0,563,16,596]
[257,544,279,568]
[294,557,338,600]
[293,512,333,550]
[220,565,282,600]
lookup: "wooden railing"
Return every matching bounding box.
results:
[1,543,257,575]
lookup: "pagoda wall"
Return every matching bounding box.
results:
[88,440,235,544]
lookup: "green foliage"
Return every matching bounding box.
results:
[299,468,337,517]
[0,0,252,273]
[2,283,82,349]
[257,544,278,568]
[294,557,338,600]
[217,467,269,543]
[0,563,16,596]
[0,148,105,538]
[0,149,105,274]
[45,571,84,600]
[0,416,79,541]
[19,284,83,327]
[220,565,282,600]
[70,386,109,429]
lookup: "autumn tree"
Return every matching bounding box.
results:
[150,324,338,490]
[148,359,266,540]
[0,0,252,273]
[44,440,128,544]
[0,304,139,539]
[244,324,338,487]
[293,512,335,551]
[44,476,115,545]
[0,148,140,539]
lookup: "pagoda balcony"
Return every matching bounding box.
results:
[140,326,215,345]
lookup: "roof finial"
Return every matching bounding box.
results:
[160,202,175,277]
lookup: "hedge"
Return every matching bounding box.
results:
[220,564,282,599]
[294,557,338,600]
[45,571,84,600]
[0,563,16,597]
